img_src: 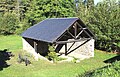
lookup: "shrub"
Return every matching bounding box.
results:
[47,45,57,63]
[0,12,19,35]
[47,51,58,63]
[17,51,32,66]
[16,20,30,34]
[47,45,67,63]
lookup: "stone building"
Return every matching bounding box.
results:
[21,18,95,60]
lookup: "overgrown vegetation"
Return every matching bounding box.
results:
[79,61,120,77]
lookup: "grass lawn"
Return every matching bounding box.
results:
[0,35,22,51]
[0,35,117,77]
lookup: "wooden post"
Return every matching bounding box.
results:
[75,24,77,39]
[34,41,37,52]
[73,23,77,39]
[65,43,67,55]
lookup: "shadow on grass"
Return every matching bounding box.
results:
[77,59,120,77]
[104,55,120,63]
[0,49,14,71]
[77,55,120,77]
[76,65,112,77]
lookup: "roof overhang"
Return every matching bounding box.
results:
[21,17,95,44]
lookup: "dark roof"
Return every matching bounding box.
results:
[21,18,94,43]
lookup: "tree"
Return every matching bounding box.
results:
[25,0,76,26]
[77,0,120,51]
[0,0,31,34]
[0,12,19,35]
[87,0,94,9]
[90,0,120,51]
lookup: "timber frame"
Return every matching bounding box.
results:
[53,22,94,55]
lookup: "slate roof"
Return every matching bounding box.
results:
[21,18,94,43]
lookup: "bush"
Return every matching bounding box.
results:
[47,45,57,63]
[47,51,58,63]
[16,19,30,34]
[95,40,120,52]
[47,45,67,63]
[17,50,33,66]
[0,12,19,35]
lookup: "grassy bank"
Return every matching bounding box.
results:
[0,35,117,77]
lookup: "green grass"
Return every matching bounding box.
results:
[0,35,22,51]
[0,35,117,77]
[80,60,120,77]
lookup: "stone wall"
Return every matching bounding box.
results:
[22,37,95,60]
[22,38,48,60]
[22,38,35,55]
[59,39,95,59]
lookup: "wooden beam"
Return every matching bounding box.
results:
[76,28,87,38]
[76,22,82,28]
[67,42,75,52]
[63,34,71,38]
[76,22,94,38]
[83,29,92,38]
[67,30,76,39]
[76,30,83,38]
[83,28,87,30]
[67,39,90,54]
[56,31,67,41]
[54,38,91,44]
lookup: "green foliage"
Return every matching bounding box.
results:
[72,57,79,63]
[0,12,19,35]
[47,45,58,63]
[16,19,30,34]
[77,0,120,52]
[114,42,120,48]
[0,0,76,34]
[47,51,58,63]
[25,0,76,25]
[0,0,31,34]
[79,61,120,77]
[56,57,67,61]
[93,0,120,40]
[47,45,67,62]
[17,51,32,66]
[48,45,55,52]
[93,0,120,52]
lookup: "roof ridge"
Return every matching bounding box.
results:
[47,17,79,20]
